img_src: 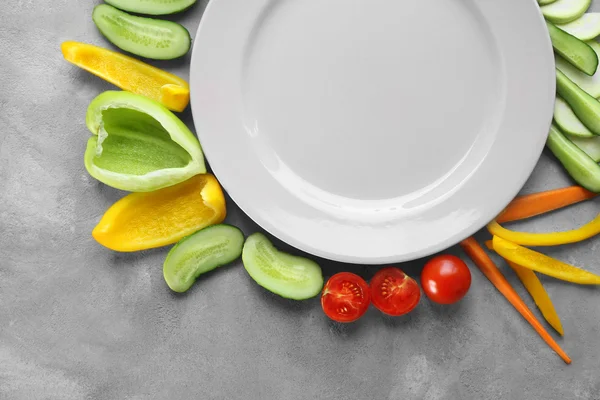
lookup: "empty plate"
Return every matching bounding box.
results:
[190,0,555,264]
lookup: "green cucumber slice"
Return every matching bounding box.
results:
[547,21,598,76]
[92,4,191,60]
[242,233,324,300]
[547,124,600,192]
[554,96,595,137]
[164,225,245,293]
[556,41,600,97]
[541,0,591,24]
[556,68,600,135]
[557,13,600,41]
[538,0,557,5]
[568,135,600,162]
[105,0,197,15]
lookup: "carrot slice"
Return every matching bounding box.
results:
[496,186,596,224]
[460,237,571,364]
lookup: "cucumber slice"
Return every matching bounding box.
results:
[547,124,600,192]
[92,4,191,60]
[556,68,600,135]
[554,96,595,137]
[557,13,600,41]
[556,41,600,97]
[105,0,197,15]
[568,135,600,162]
[541,0,591,24]
[164,225,245,293]
[538,0,557,5]
[547,21,598,76]
[242,233,324,300]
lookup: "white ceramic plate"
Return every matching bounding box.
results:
[190,0,555,264]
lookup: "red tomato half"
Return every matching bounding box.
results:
[421,254,471,304]
[321,272,371,323]
[370,267,420,316]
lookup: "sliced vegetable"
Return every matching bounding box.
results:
[242,233,323,300]
[554,96,594,138]
[569,135,600,162]
[506,261,564,336]
[93,4,191,60]
[556,69,600,135]
[370,267,420,316]
[539,0,557,5]
[492,236,600,285]
[61,41,190,112]
[459,237,571,364]
[541,0,591,25]
[556,41,600,98]
[85,91,205,192]
[547,124,600,192]
[321,273,370,323]
[496,185,596,223]
[105,0,197,15]
[93,174,226,252]
[163,225,244,293]
[488,212,600,247]
[557,13,600,41]
[420,255,471,305]
[547,21,598,76]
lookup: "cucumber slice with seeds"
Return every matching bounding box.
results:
[556,68,600,136]
[556,41,600,97]
[541,0,591,25]
[105,0,197,15]
[557,13,600,41]
[554,96,595,137]
[242,233,324,300]
[92,4,191,60]
[164,225,245,293]
[547,21,598,76]
[568,135,600,162]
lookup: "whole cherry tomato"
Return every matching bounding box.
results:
[421,254,471,304]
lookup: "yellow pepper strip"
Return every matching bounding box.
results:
[483,240,564,335]
[93,174,226,252]
[61,41,190,112]
[506,261,564,336]
[493,236,600,284]
[487,213,600,246]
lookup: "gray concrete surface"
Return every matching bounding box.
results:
[2,1,600,399]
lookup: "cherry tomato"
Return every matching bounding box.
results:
[421,254,471,304]
[370,267,420,316]
[321,272,370,323]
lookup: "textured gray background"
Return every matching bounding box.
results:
[2,1,600,399]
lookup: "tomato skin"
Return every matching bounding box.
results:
[370,267,421,316]
[421,254,471,305]
[321,272,370,323]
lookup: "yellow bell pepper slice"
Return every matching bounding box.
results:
[506,261,564,336]
[483,240,564,335]
[93,174,226,252]
[487,213,600,246]
[61,41,190,112]
[492,236,600,284]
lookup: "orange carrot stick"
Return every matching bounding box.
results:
[496,186,596,224]
[460,237,571,364]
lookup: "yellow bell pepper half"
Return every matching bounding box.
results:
[93,174,226,252]
[61,41,190,112]
[488,213,600,246]
[492,236,600,285]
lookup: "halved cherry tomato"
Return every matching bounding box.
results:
[421,254,471,305]
[321,272,370,323]
[370,267,420,316]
